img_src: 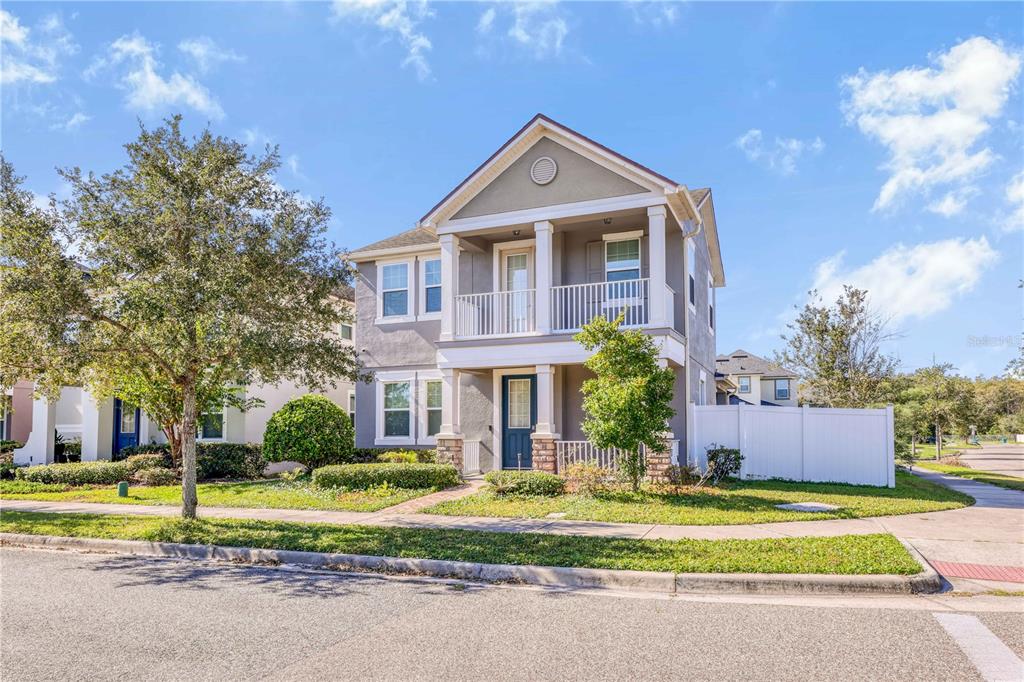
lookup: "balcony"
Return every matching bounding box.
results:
[453,278,674,340]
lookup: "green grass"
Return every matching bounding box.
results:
[914,462,1024,492]
[908,444,964,460]
[422,471,972,526]
[0,478,435,513]
[0,510,921,575]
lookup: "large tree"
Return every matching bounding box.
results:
[775,286,899,408]
[0,117,359,517]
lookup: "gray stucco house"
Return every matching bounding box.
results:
[350,114,724,475]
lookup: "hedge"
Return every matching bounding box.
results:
[312,463,460,491]
[263,395,354,469]
[116,442,263,480]
[133,467,177,486]
[17,461,132,485]
[484,470,564,497]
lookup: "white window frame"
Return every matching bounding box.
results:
[416,370,443,445]
[347,389,356,424]
[0,401,7,441]
[197,403,226,442]
[775,379,791,401]
[376,259,414,324]
[418,256,442,320]
[687,241,696,313]
[707,273,715,334]
[698,370,708,406]
[339,322,354,342]
[375,371,416,445]
[738,375,751,394]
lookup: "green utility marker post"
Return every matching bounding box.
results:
[117,481,129,497]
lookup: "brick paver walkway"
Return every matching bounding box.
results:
[929,561,1024,584]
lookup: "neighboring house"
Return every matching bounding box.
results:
[714,349,798,406]
[11,293,357,466]
[350,114,725,473]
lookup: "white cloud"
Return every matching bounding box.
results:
[625,1,679,28]
[842,37,1022,213]
[735,129,825,175]
[330,1,433,82]
[926,187,979,217]
[0,10,77,85]
[811,237,1000,323]
[476,2,570,60]
[178,36,244,73]
[49,111,90,132]
[87,33,224,119]
[1004,171,1024,232]
[286,154,306,180]
[242,126,273,148]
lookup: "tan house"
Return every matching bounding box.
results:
[715,349,798,406]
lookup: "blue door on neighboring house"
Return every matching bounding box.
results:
[113,399,140,455]
[502,374,536,470]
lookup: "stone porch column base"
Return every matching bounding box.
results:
[645,445,673,484]
[435,436,464,474]
[530,433,559,474]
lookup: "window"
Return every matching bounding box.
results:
[738,376,751,394]
[383,382,411,437]
[605,239,641,282]
[507,379,532,428]
[381,263,409,318]
[698,372,707,406]
[707,275,715,331]
[348,391,356,424]
[425,380,442,436]
[775,379,790,401]
[687,242,696,308]
[199,406,224,440]
[339,323,353,341]
[120,406,136,434]
[422,259,441,315]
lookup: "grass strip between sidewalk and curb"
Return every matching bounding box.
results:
[912,463,1024,492]
[0,510,922,575]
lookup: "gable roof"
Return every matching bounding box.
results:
[715,349,797,378]
[349,226,438,258]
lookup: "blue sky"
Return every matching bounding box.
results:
[3,1,1022,377]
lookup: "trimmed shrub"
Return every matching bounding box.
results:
[376,450,418,464]
[125,453,171,472]
[17,461,132,485]
[1,440,24,454]
[115,442,262,480]
[0,479,69,494]
[484,470,564,497]
[132,467,177,486]
[705,445,743,485]
[312,463,460,490]
[563,462,613,496]
[263,395,354,470]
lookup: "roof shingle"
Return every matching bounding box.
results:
[350,227,438,256]
[715,349,796,378]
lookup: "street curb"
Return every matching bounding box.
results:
[0,533,942,595]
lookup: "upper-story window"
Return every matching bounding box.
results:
[707,274,715,332]
[605,238,641,282]
[381,263,409,318]
[339,322,353,341]
[738,376,751,393]
[775,379,791,401]
[687,242,696,308]
[421,258,442,315]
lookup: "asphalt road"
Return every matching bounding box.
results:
[961,445,1024,477]
[2,548,1022,681]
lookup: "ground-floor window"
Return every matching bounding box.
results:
[383,382,411,437]
[199,405,224,440]
[425,380,442,436]
[348,391,356,425]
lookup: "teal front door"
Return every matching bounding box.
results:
[502,374,536,469]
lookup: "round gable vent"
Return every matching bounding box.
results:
[530,156,558,185]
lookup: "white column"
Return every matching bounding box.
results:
[439,233,460,341]
[438,367,462,438]
[533,364,558,437]
[534,221,553,335]
[81,389,114,461]
[648,205,667,327]
[13,395,56,466]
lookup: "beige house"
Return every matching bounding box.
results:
[715,349,798,406]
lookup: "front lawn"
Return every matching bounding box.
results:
[907,443,964,460]
[0,511,921,575]
[422,471,971,525]
[914,462,1024,492]
[0,479,434,513]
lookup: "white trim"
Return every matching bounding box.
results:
[738,375,751,394]
[603,234,643,283]
[438,333,687,370]
[347,389,356,424]
[376,258,414,324]
[601,229,644,241]
[686,240,697,314]
[698,370,708,407]
[375,371,416,446]
[438,193,666,235]
[707,271,715,335]
[491,238,536,293]
[197,403,226,442]
[351,244,440,264]
[416,370,443,446]
[417,255,443,320]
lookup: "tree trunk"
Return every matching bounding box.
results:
[181,382,199,519]
[911,436,917,456]
[935,424,942,460]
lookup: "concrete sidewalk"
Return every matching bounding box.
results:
[3,469,1021,590]
[958,444,1024,477]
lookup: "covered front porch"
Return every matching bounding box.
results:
[433,361,684,476]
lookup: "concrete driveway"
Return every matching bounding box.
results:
[960,445,1024,477]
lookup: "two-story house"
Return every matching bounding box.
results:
[715,349,799,407]
[351,115,724,474]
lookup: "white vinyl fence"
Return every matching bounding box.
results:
[693,404,895,487]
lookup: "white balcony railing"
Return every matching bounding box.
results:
[555,439,678,473]
[551,278,652,332]
[455,289,536,339]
